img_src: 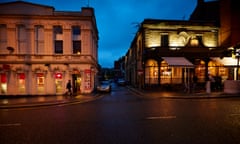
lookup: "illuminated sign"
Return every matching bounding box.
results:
[55,73,62,79]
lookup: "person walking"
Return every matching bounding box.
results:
[66,80,72,96]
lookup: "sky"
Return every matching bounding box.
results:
[1,0,198,68]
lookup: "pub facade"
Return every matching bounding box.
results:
[125,19,237,90]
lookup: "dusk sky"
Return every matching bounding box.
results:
[1,0,198,68]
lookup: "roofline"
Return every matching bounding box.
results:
[142,18,219,26]
[0,1,54,9]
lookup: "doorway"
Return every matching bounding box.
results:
[72,74,81,95]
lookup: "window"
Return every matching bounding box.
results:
[34,25,44,54]
[73,40,81,54]
[53,26,62,34]
[53,26,63,54]
[17,25,26,54]
[0,24,7,54]
[72,26,81,35]
[161,34,169,47]
[55,40,63,54]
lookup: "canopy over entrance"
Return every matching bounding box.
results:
[162,57,194,68]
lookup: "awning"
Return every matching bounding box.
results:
[211,57,238,66]
[162,57,194,68]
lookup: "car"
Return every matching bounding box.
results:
[97,80,111,92]
[117,78,126,86]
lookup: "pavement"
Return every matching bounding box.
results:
[0,93,102,109]
[0,87,239,109]
[128,86,240,99]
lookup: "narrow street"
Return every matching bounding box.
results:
[1,84,240,144]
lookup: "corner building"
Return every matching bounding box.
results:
[0,1,99,95]
[125,20,228,89]
[125,0,240,90]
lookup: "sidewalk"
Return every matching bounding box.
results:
[0,93,101,109]
[127,86,240,99]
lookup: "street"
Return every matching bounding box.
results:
[1,83,240,144]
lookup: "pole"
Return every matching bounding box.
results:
[237,56,239,80]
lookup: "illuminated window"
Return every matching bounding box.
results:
[145,59,158,84]
[55,73,63,93]
[18,73,25,93]
[37,73,45,93]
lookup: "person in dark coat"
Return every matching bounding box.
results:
[66,80,72,96]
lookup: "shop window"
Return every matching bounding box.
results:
[160,61,171,84]
[195,60,205,82]
[37,73,45,93]
[145,59,158,84]
[1,74,7,94]
[55,73,62,93]
[18,73,25,93]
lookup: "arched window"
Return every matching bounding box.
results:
[145,59,158,84]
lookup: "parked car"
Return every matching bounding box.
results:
[97,80,111,92]
[117,78,126,86]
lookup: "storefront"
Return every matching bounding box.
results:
[72,69,82,95]
[0,73,7,94]
[55,72,63,94]
[17,73,26,94]
[36,73,45,94]
[144,57,194,86]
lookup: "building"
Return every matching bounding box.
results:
[125,0,240,90]
[126,20,222,89]
[114,56,125,81]
[0,1,99,95]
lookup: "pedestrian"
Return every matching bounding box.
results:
[66,80,72,96]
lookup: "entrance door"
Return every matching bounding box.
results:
[72,74,81,95]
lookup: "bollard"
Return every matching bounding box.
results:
[206,81,211,93]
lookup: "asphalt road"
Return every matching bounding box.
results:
[1,84,240,144]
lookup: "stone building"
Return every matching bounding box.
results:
[125,0,240,90]
[0,1,99,95]
[125,20,224,89]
